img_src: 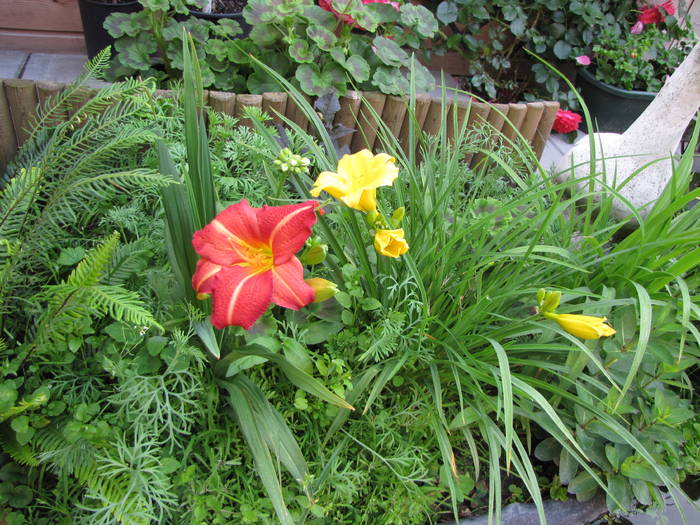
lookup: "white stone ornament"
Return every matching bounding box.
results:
[555,41,700,219]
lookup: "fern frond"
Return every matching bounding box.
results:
[0,423,39,466]
[68,231,120,287]
[104,239,153,285]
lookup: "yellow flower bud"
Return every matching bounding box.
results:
[391,206,405,223]
[305,278,339,303]
[374,229,409,258]
[541,290,561,314]
[544,312,616,340]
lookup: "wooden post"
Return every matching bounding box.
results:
[4,79,39,146]
[209,91,236,117]
[36,81,67,125]
[421,96,448,137]
[519,102,544,148]
[350,92,386,152]
[287,94,312,133]
[379,95,408,149]
[398,92,431,152]
[532,101,559,159]
[0,80,18,170]
[154,89,174,99]
[501,103,528,143]
[486,103,510,134]
[262,92,288,124]
[334,90,361,150]
[234,94,263,128]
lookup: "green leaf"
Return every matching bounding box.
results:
[289,40,314,64]
[436,1,458,25]
[194,320,220,359]
[620,455,662,484]
[360,297,382,311]
[243,0,283,24]
[510,17,527,37]
[558,448,578,484]
[342,55,370,83]
[10,416,29,435]
[400,4,438,38]
[553,40,573,60]
[0,383,18,413]
[372,36,408,67]
[567,470,597,494]
[295,63,344,96]
[282,339,313,375]
[114,35,156,71]
[306,26,336,51]
[141,0,169,10]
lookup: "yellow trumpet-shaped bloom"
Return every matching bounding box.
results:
[374,229,409,258]
[544,312,616,340]
[310,149,398,212]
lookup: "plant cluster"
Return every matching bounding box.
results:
[0,42,699,525]
[588,10,697,92]
[429,0,696,107]
[106,0,439,96]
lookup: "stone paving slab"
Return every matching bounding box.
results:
[0,50,29,79]
[21,53,108,87]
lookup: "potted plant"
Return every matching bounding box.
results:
[77,0,143,60]
[189,0,251,36]
[105,0,439,95]
[575,0,697,132]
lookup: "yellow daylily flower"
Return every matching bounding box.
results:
[305,278,339,303]
[310,149,398,212]
[544,312,616,340]
[374,229,409,258]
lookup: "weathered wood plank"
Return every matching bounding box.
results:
[351,92,386,152]
[234,93,262,128]
[378,95,407,149]
[0,30,85,54]
[209,91,236,117]
[519,102,545,147]
[36,80,68,125]
[4,78,38,146]
[262,92,287,124]
[0,79,18,169]
[502,103,528,143]
[286,94,311,133]
[0,0,83,32]
[421,96,448,137]
[532,101,559,159]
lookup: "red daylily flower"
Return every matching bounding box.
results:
[638,1,675,25]
[192,199,318,330]
[552,109,582,134]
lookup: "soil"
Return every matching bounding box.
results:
[208,0,247,13]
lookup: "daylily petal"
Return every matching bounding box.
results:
[192,199,261,265]
[546,313,616,340]
[374,228,409,258]
[354,189,377,213]
[257,201,317,264]
[210,266,273,330]
[337,150,398,191]
[310,171,349,199]
[192,259,223,295]
[270,257,315,310]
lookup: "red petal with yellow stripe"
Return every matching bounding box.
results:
[270,257,315,309]
[210,266,273,330]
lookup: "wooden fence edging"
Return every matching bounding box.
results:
[0,79,559,169]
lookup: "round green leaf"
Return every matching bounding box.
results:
[343,55,370,83]
[289,40,314,64]
[306,26,336,51]
[553,40,573,60]
[372,36,408,67]
[400,4,438,38]
[436,1,458,25]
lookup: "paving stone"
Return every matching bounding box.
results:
[0,50,29,79]
[21,53,108,87]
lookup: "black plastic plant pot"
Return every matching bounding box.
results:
[78,0,142,60]
[576,67,656,134]
[189,9,252,38]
